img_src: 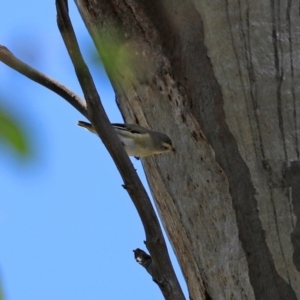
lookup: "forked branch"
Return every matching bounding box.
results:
[0,45,87,118]
[55,1,184,298]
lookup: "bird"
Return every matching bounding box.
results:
[77,121,175,158]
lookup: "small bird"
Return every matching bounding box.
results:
[77,121,174,158]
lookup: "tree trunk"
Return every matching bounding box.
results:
[75,0,300,299]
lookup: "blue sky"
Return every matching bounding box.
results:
[0,1,187,299]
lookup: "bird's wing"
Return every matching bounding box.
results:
[112,123,150,134]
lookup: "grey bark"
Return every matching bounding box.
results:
[75,0,300,299]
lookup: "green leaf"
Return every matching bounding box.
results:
[0,107,30,157]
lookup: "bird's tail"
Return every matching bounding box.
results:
[77,121,96,133]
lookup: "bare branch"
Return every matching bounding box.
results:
[0,45,87,118]
[56,0,184,299]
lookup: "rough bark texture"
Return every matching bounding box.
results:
[75,0,300,299]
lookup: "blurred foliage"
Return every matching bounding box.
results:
[0,283,3,300]
[93,30,135,84]
[0,104,30,159]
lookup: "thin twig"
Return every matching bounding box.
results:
[56,0,184,299]
[0,45,87,118]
